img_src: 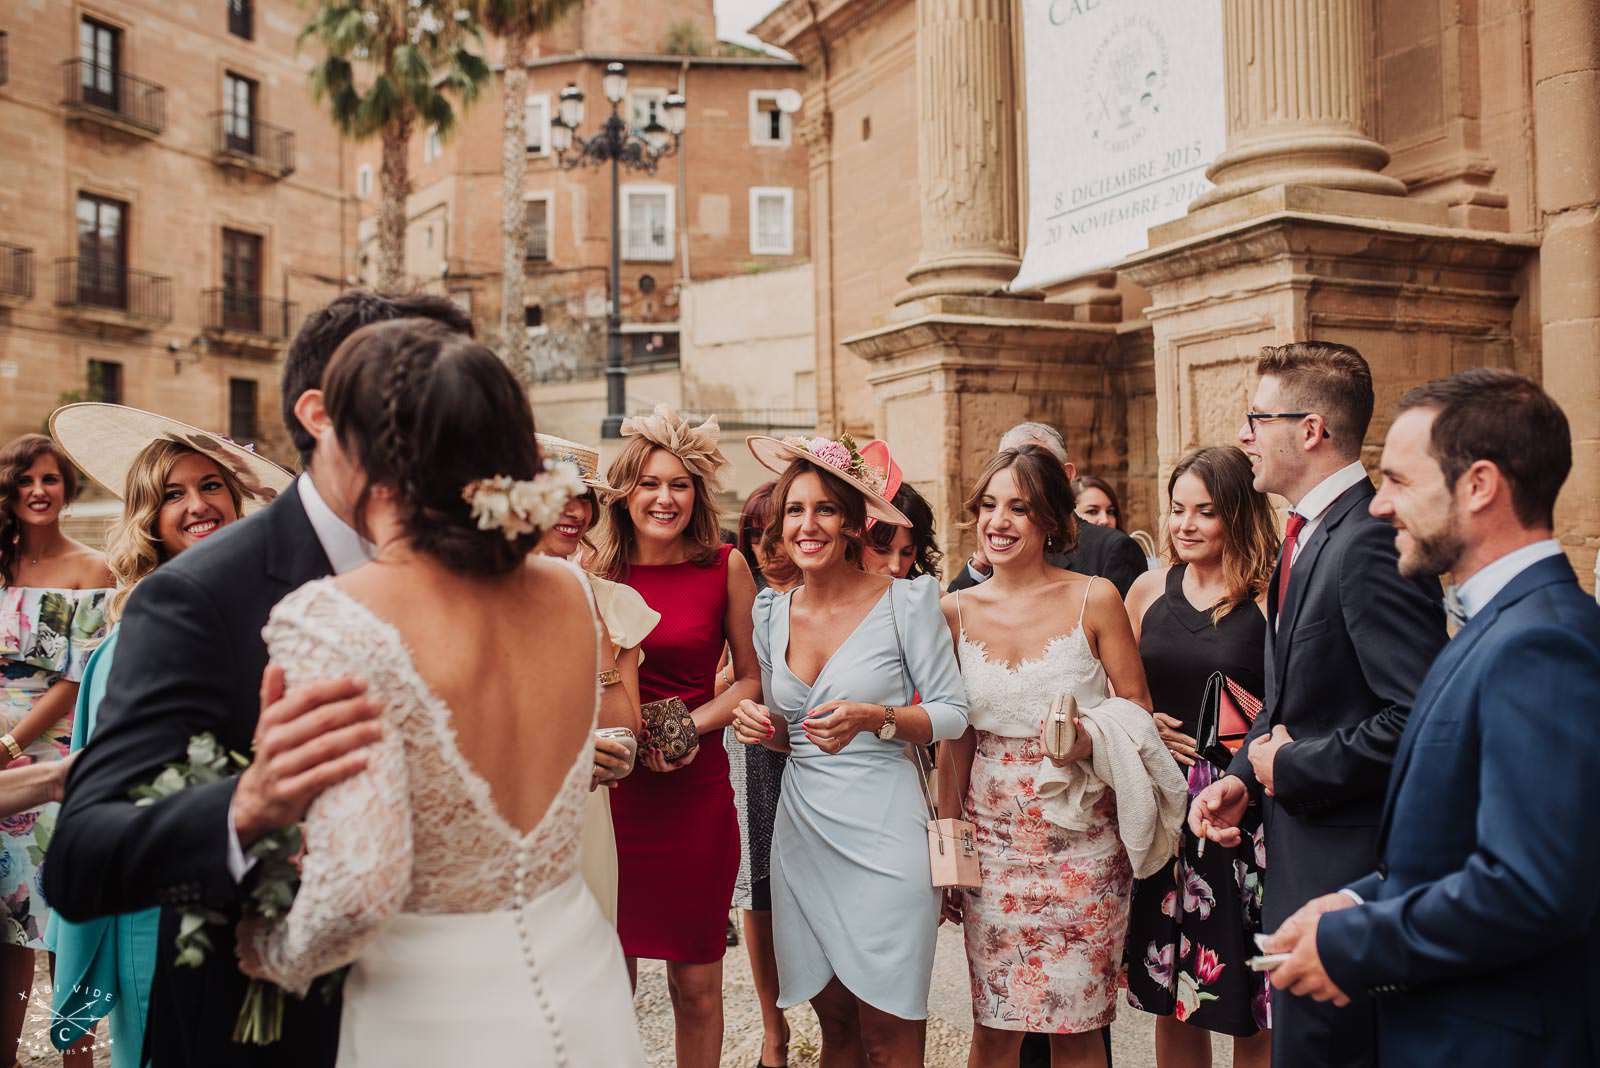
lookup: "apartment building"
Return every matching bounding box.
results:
[0,0,355,466]
[351,0,814,431]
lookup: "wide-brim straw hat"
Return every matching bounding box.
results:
[49,403,293,515]
[535,433,616,496]
[746,434,911,527]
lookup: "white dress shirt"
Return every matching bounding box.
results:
[227,472,370,881]
[1286,461,1371,564]
[1453,539,1564,621]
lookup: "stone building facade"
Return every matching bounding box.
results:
[0,0,355,467]
[350,1,813,423]
[756,0,1598,591]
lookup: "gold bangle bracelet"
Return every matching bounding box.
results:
[597,668,622,687]
[0,734,22,761]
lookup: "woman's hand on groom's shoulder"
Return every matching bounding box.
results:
[230,664,383,848]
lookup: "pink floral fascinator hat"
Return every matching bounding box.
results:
[746,432,911,528]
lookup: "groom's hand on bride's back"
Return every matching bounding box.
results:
[231,664,383,848]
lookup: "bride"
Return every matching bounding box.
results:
[238,318,648,1065]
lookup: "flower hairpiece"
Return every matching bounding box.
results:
[620,404,728,495]
[781,431,887,495]
[462,459,586,541]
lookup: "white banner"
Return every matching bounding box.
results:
[1012,0,1226,292]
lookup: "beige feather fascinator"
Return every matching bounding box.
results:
[619,404,729,495]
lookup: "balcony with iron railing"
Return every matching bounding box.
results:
[211,113,295,179]
[61,59,164,137]
[201,288,298,353]
[54,258,172,328]
[0,243,31,306]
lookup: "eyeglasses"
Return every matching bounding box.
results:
[1245,411,1331,439]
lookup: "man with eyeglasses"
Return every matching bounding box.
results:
[1187,342,1447,1068]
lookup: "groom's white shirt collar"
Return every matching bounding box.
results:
[297,472,371,575]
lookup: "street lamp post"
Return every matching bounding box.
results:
[552,63,686,438]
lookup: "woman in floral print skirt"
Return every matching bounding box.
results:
[939,446,1155,1067]
[1121,446,1280,1068]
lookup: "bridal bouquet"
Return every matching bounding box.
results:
[132,731,334,1044]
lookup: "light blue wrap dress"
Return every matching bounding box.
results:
[753,575,968,1020]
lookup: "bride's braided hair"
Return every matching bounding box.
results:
[322,318,545,575]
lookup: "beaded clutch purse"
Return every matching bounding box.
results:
[640,697,699,763]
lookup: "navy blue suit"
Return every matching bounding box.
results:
[1319,553,1600,1067]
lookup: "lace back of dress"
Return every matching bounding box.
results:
[282,578,599,915]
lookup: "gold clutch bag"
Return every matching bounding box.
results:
[640,697,699,763]
[1042,692,1079,762]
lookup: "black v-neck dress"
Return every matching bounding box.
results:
[1123,565,1271,1036]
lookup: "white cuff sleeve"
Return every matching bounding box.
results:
[965,562,990,584]
[227,808,258,883]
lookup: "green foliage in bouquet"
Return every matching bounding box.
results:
[132,732,336,1045]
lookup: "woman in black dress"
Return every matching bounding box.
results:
[1122,446,1281,1068]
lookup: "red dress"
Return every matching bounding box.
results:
[610,544,740,962]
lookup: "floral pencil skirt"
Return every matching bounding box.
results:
[960,732,1132,1034]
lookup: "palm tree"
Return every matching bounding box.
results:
[301,1,490,292]
[475,0,581,374]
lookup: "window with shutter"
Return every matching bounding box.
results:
[749,188,793,255]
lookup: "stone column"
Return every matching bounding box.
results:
[1194,0,1407,209]
[897,0,1021,304]
[1534,0,1600,590]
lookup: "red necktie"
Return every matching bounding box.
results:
[1277,511,1307,609]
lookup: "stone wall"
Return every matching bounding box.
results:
[0,0,354,467]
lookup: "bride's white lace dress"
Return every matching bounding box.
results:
[251,569,646,1066]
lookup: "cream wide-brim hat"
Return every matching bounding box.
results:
[535,433,616,497]
[49,403,293,515]
[746,435,911,527]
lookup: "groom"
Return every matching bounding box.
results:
[45,292,472,1067]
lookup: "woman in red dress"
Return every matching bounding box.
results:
[591,405,760,1068]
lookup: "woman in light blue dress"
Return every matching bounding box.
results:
[734,435,968,1068]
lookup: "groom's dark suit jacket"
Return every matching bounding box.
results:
[1228,477,1446,1068]
[45,483,341,1067]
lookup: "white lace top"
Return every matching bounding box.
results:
[251,569,598,995]
[956,579,1112,738]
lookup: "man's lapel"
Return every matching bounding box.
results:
[1271,480,1374,688]
[1376,554,1578,848]
[1376,613,1490,844]
[262,481,335,591]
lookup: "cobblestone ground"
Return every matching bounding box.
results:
[636,922,1235,1068]
[18,926,1234,1067]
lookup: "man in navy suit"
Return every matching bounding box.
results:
[1266,369,1600,1066]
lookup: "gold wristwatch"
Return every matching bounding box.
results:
[875,705,897,741]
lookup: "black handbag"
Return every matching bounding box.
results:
[1194,671,1264,772]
